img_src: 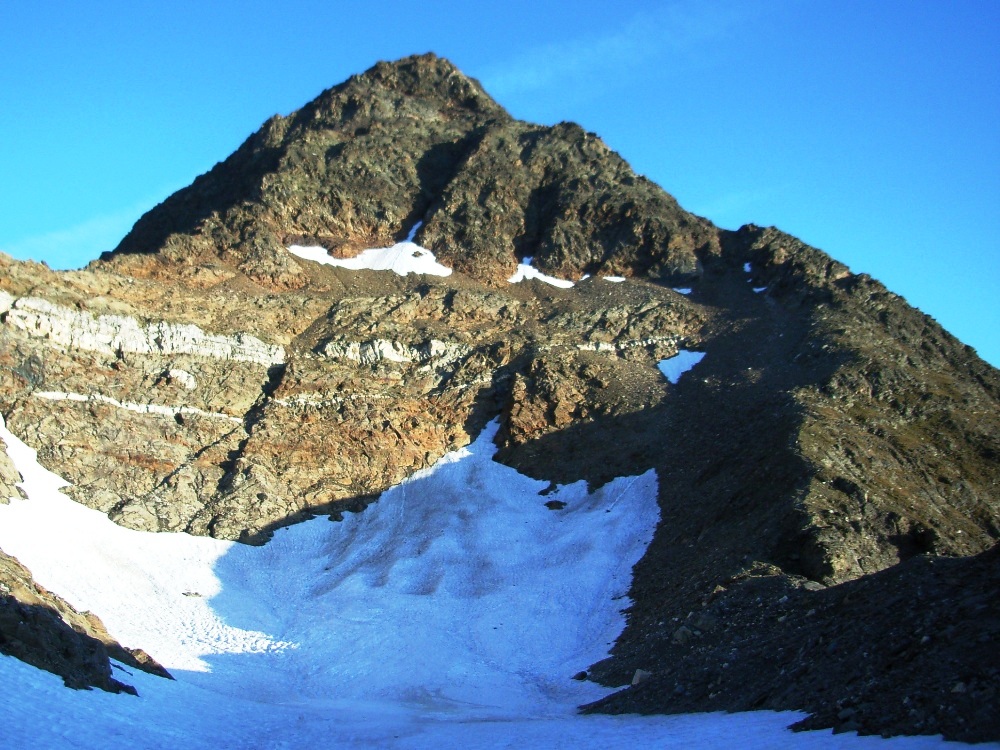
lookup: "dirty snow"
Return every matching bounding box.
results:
[508,256,576,289]
[0,415,969,748]
[658,349,706,384]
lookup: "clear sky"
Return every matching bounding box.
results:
[2,1,997,366]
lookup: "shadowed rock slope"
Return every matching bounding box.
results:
[1,54,997,740]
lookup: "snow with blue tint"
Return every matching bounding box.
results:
[658,349,707,384]
[404,220,423,242]
[288,223,451,277]
[508,256,575,289]
[673,287,693,295]
[0,415,971,748]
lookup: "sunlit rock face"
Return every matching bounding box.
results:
[0,55,998,742]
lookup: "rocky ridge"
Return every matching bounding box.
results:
[0,54,997,740]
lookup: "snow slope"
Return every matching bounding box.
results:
[0,416,971,748]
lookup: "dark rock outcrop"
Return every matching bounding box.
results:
[585,546,1000,744]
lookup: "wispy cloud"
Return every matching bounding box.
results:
[0,194,171,270]
[480,2,751,100]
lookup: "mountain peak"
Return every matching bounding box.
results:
[2,53,999,744]
[102,55,713,290]
[304,52,506,125]
[363,53,490,101]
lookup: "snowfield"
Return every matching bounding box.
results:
[0,416,970,748]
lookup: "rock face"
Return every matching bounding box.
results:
[585,545,1000,743]
[1,54,998,741]
[5,295,284,365]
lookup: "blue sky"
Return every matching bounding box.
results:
[2,0,997,366]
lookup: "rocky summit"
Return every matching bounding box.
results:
[1,54,997,742]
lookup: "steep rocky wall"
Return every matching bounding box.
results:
[736,225,1000,582]
[1,285,280,536]
[582,227,1000,742]
[4,294,284,365]
[1,263,709,543]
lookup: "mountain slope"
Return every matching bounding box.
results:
[103,53,716,289]
[0,54,997,740]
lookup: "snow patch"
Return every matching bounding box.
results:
[508,257,575,289]
[602,276,626,283]
[673,287,693,295]
[0,414,654,738]
[288,238,452,278]
[753,287,767,294]
[658,349,706,384]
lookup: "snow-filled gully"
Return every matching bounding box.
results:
[0,415,967,748]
